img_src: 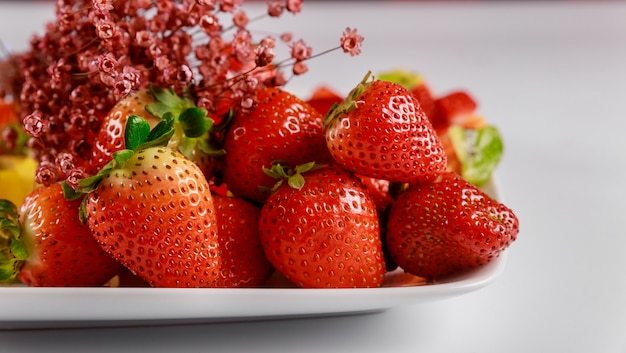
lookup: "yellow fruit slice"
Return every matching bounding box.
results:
[0,156,38,206]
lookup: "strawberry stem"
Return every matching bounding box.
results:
[262,161,326,193]
[323,71,374,130]
[145,84,225,161]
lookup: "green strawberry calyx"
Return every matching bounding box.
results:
[323,71,375,130]
[0,199,28,282]
[262,161,326,193]
[147,84,226,159]
[63,114,176,222]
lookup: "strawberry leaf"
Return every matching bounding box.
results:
[147,85,185,116]
[196,138,226,157]
[0,259,20,282]
[179,107,211,138]
[287,173,306,190]
[263,162,326,192]
[62,181,84,201]
[178,136,196,160]
[125,115,151,151]
[0,199,18,220]
[0,199,24,282]
[9,239,28,260]
[138,113,175,150]
[112,149,135,169]
[144,112,175,145]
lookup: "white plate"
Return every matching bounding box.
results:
[0,180,506,330]
[0,254,506,330]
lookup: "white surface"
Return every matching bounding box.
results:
[1,1,625,353]
[0,253,505,329]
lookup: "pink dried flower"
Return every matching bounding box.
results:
[233,10,249,28]
[286,0,303,13]
[290,39,312,61]
[135,30,153,47]
[219,0,242,13]
[34,161,58,187]
[292,61,308,75]
[1,0,365,186]
[55,152,76,175]
[199,14,222,37]
[97,53,118,74]
[280,32,293,42]
[23,111,50,138]
[93,0,114,12]
[267,0,284,17]
[232,29,253,63]
[254,43,275,67]
[340,27,364,57]
[65,168,88,190]
[95,20,116,40]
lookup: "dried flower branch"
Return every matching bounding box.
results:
[0,0,365,186]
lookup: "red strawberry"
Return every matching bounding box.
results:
[355,175,395,215]
[221,87,332,204]
[385,171,519,279]
[89,86,223,180]
[259,163,386,288]
[213,194,273,287]
[305,85,343,115]
[0,183,120,286]
[324,72,447,183]
[410,81,439,128]
[377,70,438,126]
[433,90,478,127]
[69,115,221,288]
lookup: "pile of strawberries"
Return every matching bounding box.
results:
[0,70,519,288]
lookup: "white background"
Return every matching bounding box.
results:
[1,1,625,352]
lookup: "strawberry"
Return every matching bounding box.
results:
[89,86,224,180]
[324,72,447,183]
[385,171,519,279]
[0,183,120,286]
[355,175,395,216]
[377,69,438,126]
[67,114,221,287]
[221,87,332,204]
[259,163,386,288]
[212,194,273,287]
[305,85,343,115]
[434,90,478,127]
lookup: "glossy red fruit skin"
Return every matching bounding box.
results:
[325,79,447,183]
[385,172,519,279]
[259,166,386,288]
[356,175,394,216]
[213,194,273,287]
[84,147,221,288]
[221,87,333,204]
[409,82,439,127]
[305,86,344,115]
[18,183,120,286]
[433,90,478,126]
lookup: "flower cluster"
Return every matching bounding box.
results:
[0,0,364,186]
